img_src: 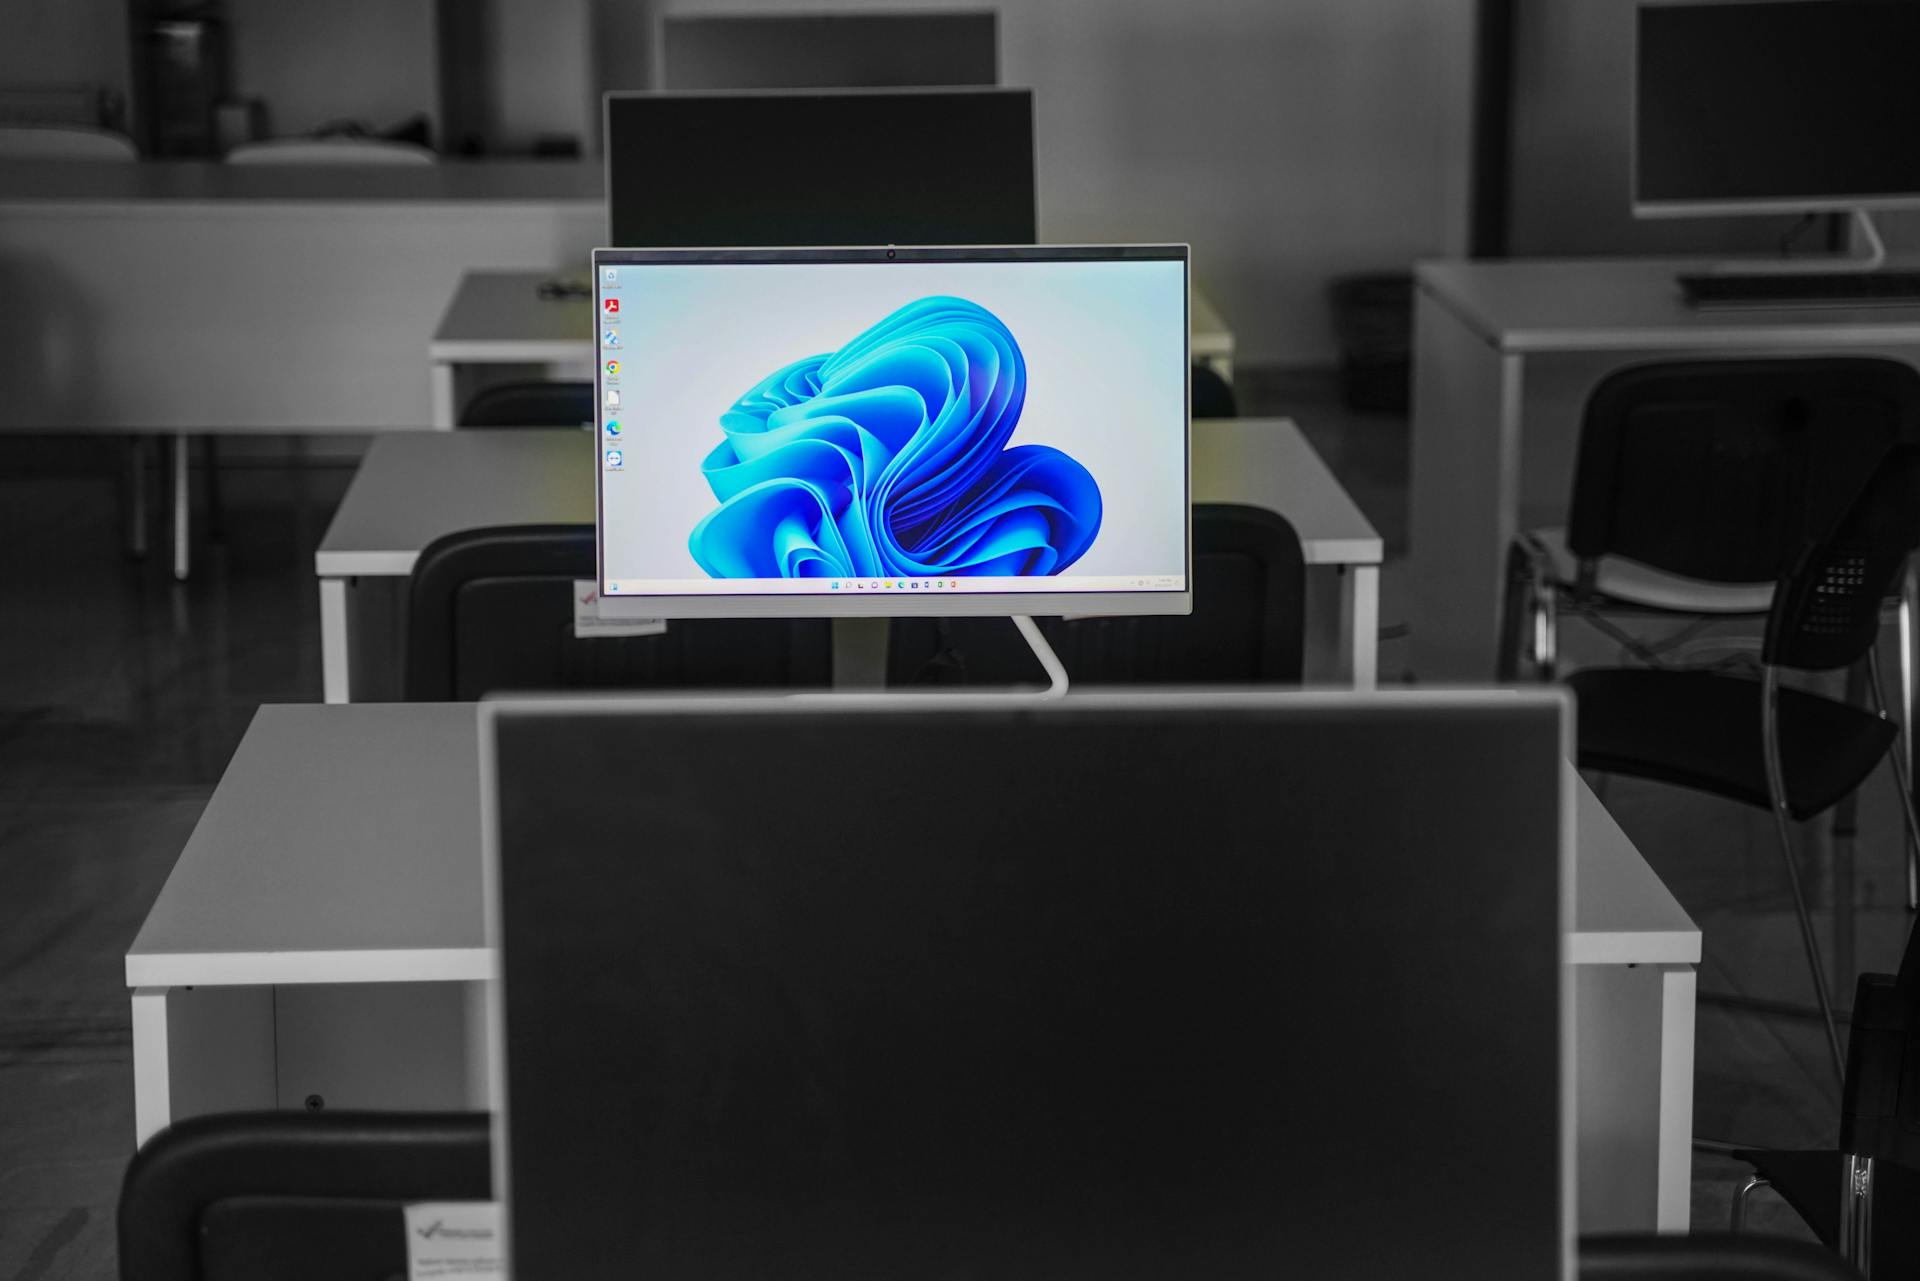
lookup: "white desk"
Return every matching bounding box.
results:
[126,701,1699,1232]
[314,418,1383,702]
[1409,256,1920,681]
[0,162,604,582]
[428,269,1238,427]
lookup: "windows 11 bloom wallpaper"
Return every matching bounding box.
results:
[688,296,1103,579]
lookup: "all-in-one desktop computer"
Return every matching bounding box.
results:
[1636,0,1920,306]
[482,689,1573,1281]
[592,244,1192,689]
[656,10,1000,92]
[604,89,1037,250]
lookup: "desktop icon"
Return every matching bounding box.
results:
[604,449,624,471]
[604,420,621,437]
[602,268,618,285]
[604,389,621,410]
[605,360,621,376]
[602,330,621,348]
[603,297,620,316]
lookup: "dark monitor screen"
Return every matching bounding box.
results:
[660,11,998,91]
[1636,1,1920,211]
[488,691,1569,1281]
[605,90,1036,247]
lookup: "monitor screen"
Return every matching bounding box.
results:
[659,11,998,91]
[1636,0,1920,212]
[592,246,1190,619]
[604,90,1036,248]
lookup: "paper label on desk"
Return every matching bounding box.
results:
[404,1201,503,1280]
[573,580,667,639]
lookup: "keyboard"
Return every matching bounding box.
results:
[1680,270,1920,309]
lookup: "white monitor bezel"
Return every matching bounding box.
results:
[591,244,1193,621]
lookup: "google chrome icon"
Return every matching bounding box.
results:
[605,360,620,375]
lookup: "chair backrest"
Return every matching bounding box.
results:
[1765,445,1920,671]
[1567,358,1920,585]
[1580,1233,1863,1281]
[225,139,434,166]
[458,380,594,429]
[0,124,137,161]
[1191,362,1239,418]
[403,524,832,700]
[886,503,1305,686]
[118,1111,490,1281]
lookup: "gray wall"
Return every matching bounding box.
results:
[2,0,1479,367]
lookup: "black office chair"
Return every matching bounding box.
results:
[1580,1233,1862,1281]
[887,503,1304,686]
[403,524,832,700]
[1500,358,1919,684]
[118,1111,490,1281]
[1191,362,1239,418]
[457,380,594,428]
[1564,445,1920,1084]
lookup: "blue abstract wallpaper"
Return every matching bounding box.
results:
[688,297,1102,579]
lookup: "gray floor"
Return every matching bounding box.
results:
[1,374,1908,1274]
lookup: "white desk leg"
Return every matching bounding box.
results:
[171,432,190,582]
[1655,963,1698,1233]
[131,986,173,1147]
[1345,565,1380,690]
[1409,289,1523,682]
[320,577,352,704]
[431,361,457,430]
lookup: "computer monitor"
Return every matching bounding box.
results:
[482,689,1572,1281]
[658,10,998,91]
[603,89,1036,249]
[592,245,1190,621]
[1634,0,1920,218]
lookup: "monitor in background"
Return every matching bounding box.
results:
[591,245,1190,622]
[483,689,1571,1281]
[658,10,998,91]
[603,89,1036,249]
[1637,0,1920,292]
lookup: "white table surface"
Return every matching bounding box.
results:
[126,702,1696,987]
[316,418,1380,579]
[1418,257,1920,354]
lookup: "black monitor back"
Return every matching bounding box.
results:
[487,691,1568,1281]
[605,89,1036,248]
[660,11,998,92]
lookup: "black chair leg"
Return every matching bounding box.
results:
[1840,1154,1873,1277]
[1730,1173,1770,1231]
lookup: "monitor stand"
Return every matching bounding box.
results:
[1704,207,1887,276]
[829,616,1068,697]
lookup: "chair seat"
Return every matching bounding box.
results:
[1568,669,1896,820]
[1532,527,1775,614]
